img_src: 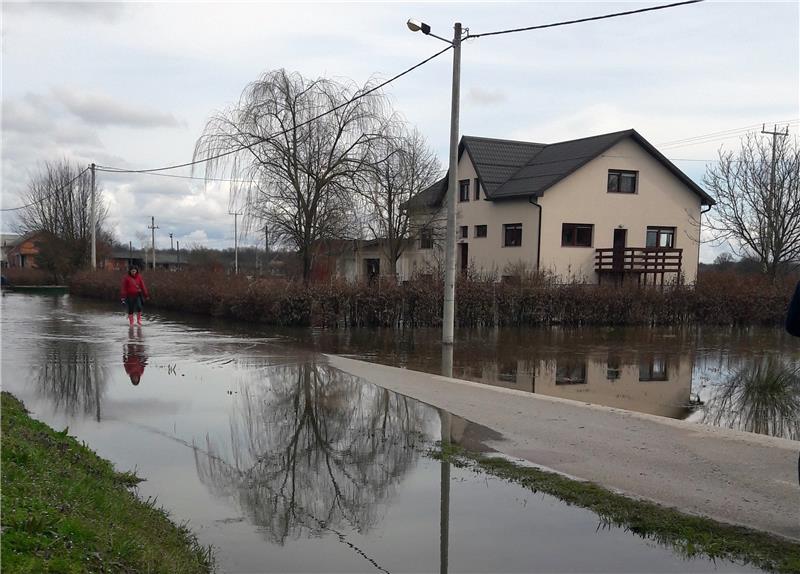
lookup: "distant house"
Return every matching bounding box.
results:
[6,231,47,269]
[0,234,21,268]
[399,129,715,285]
[102,249,189,272]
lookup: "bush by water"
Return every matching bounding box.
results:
[69,270,794,328]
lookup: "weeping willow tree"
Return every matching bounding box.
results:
[193,69,391,283]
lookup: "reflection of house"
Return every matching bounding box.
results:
[468,353,693,418]
[404,129,715,285]
[6,231,47,268]
[0,234,21,268]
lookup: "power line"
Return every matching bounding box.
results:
[96,44,453,175]
[658,120,798,149]
[1,167,90,212]
[467,0,705,39]
[96,167,257,184]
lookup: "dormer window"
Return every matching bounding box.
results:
[608,170,638,194]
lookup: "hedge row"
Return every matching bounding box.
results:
[68,270,795,328]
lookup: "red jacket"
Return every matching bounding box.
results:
[120,273,149,299]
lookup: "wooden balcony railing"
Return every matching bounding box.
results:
[595,247,682,274]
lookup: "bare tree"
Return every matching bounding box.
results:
[358,126,442,277]
[704,132,800,278]
[193,69,389,283]
[14,159,110,279]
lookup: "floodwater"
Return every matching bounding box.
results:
[0,293,784,573]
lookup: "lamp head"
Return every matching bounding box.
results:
[406,18,431,35]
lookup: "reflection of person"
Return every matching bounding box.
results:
[787,281,800,337]
[123,326,147,386]
[120,265,149,326]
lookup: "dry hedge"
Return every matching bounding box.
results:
[69,269,794,328]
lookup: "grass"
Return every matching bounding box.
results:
[431,442,800,574]
[1,392,214,573]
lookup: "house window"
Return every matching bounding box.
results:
[460,226,468,239]
[474,178,481,200]
[646,226,676,248]
[608,170,638,193]
[561,223,593,247]
[475,225,487,238]
[503,223,522,247]
[459,179,470,202]
[556,360,587,385]
[420,229,434,249]
[639,356,668,381]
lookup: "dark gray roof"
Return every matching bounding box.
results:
[405,177,447,210]
[408,130,715,207]
[462,136,546,195]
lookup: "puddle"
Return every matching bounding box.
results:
[1,293,769,572]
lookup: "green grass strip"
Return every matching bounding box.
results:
[431,442,800,574]
[1,392,214,573]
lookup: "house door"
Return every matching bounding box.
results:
[459,243,469,274]
[612,228,627,271]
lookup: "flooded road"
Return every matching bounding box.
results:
[0,293,781,572]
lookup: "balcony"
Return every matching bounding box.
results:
[595,247,682,284]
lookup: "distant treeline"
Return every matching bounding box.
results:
[69,269,795,328]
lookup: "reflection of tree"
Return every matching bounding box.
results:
[702,357,800,440]
[194,362,429,545]
[34,334,107,420]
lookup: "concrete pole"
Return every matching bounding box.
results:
[90,163,96,269]
[442,22,462,346]
[234,213,239,275]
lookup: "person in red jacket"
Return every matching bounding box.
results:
[120,265,149,326]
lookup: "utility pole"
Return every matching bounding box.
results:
[176,241,180,265]
[229,212,242,274]
[148,217,159,270]
[169,233,174,251]
[761,124,789,272]
[442,22,462,346]
[128,241,132,264]
[762,124,789,195]
[90,163,97,269]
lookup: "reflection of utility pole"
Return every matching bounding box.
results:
[439,408,451,574]
[148,217,159,270]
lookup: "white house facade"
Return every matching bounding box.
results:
[400,129,715,285]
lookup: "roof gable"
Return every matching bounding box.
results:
[404,129,715,209]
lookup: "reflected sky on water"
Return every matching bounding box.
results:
[1,293,781,572]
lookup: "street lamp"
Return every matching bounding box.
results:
[408,19,464,347]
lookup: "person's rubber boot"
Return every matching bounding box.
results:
[137,312,142,326]
[128,314,134,326]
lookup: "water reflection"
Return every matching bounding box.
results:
[193,362,431,545]
[123,326,148,386]
[702,357,800,440]
[32,322,108,421]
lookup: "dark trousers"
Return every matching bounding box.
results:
[125,295,144,315]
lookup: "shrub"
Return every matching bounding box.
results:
[69,269,795,328]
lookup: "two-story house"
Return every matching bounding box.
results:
[403,129,715,284]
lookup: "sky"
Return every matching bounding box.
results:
[2,0,799,261]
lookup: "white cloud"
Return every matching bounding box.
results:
[52,87,184,128]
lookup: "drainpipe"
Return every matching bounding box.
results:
[696,203,712,284]
[528,195,542,271]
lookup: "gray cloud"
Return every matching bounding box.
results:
[467,87,507,106]
[53,87,184,128]
[3,2,125,22]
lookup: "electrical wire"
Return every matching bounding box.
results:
[96,44,453,175]
[1,167,90,212]
[467,0,705,39]
[95,167,256,184]
[658,120,798,149]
